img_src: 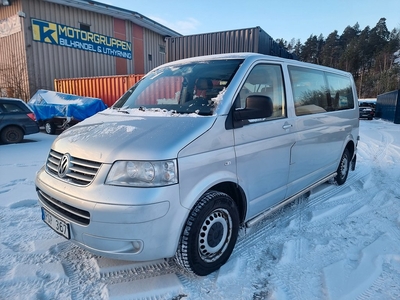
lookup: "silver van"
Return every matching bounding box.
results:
[35,53,359,276]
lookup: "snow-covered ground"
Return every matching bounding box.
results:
[1,119,400,300]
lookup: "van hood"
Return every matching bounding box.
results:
[51,109,216,162]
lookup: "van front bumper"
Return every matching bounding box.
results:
[35,166,189,261]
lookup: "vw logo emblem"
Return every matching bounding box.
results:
[58,153,71,178]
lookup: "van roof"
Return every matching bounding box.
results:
[161,53,352,77]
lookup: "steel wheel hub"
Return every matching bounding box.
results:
[340,156,348,179]
[198,208,232,262]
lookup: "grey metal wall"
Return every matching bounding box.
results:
[166,27,260,62]
[21,0,116,93]
[143,28,166,73]
[0,0,30,100]
[125,21,134,75]
[165,26,298,62]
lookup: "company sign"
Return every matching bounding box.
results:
[31,18,132,60]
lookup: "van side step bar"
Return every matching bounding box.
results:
[245,172,337,228]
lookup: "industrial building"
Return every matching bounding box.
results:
[0,0,181,100]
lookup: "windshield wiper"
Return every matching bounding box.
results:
[115,108,130,114]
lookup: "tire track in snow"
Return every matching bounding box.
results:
[174,169,368,299]
[53,243,83,300]
[0,238,72,299]
[356,259,400,300]
[58,246,182,299]
[266,164,400,299]
[234,166,370,252]
[275,203,399,299]
[264,124,400,300]
[222,168,372,299]
[99,259,175,284]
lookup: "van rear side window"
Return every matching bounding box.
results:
[288,66,354,116]
[325,73,355,110]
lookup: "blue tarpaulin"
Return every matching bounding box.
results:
[28,89,107,121]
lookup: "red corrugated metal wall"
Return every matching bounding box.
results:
[54,74,144,107]
[114,18,127,75]
[132,24,145,74]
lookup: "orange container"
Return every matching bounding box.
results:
[54,74,144,107]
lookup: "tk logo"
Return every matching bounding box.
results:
[32,19,58,44]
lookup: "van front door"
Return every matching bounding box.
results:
[233,64,295,220]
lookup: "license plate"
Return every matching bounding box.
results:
[41,207,70,239]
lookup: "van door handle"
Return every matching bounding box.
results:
[282,123,293,130]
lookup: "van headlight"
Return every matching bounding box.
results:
[106,160,178,187]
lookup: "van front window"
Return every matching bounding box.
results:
[113,59,243,115]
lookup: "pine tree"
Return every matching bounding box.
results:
[282,18,400,98]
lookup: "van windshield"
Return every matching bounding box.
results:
[113,59,243,115]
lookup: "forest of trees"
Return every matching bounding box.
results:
[276,18,400,98]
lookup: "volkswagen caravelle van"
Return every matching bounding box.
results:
[35,53,359,276]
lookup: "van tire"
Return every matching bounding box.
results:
[334,148,350,185]
[175,190,239,276]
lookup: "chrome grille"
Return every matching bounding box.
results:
[37,189,90,225]
[46,150,101,185]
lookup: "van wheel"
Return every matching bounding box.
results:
[334,149,350,185]
[1,126,23,144]
[175,191,239,276]
[45,122,56,134]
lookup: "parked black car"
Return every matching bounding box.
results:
[0,97,40,144]
[359,102,375,120]
[359,107,375,120]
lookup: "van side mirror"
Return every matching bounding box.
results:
[234,95,273,121]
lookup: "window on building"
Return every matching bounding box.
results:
[159,45,166,54]
[80,23,91,32]
[148,54,152,61]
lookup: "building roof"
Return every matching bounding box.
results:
[43,0,182,38]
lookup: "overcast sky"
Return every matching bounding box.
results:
[96,0,400,43]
